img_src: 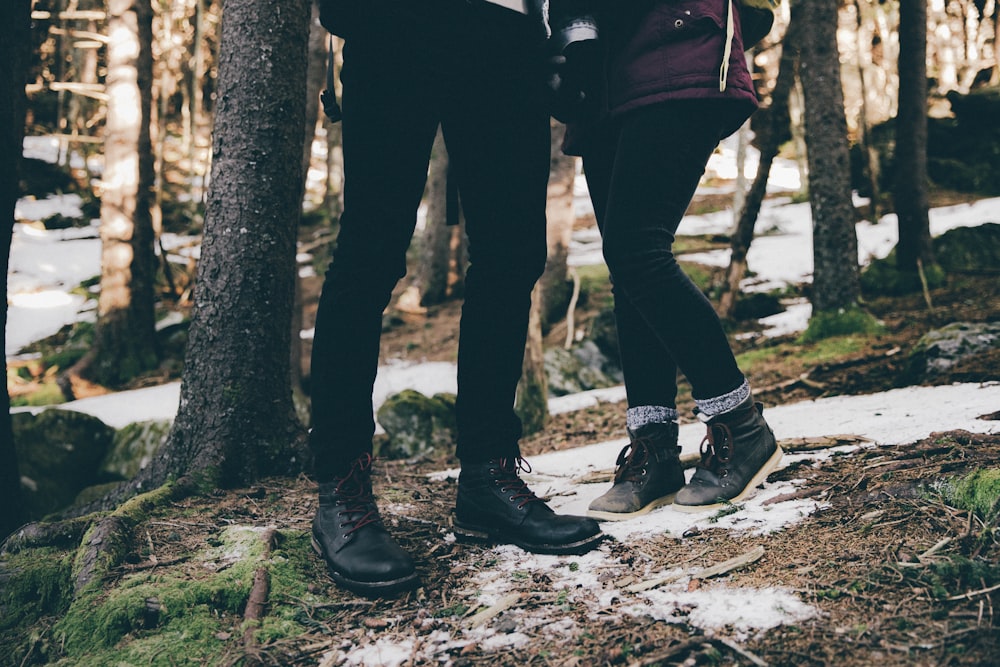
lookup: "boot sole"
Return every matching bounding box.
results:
[450,519,606,556]
[586,493,677,522]
[672,446,784,513]
[311,536,419,596]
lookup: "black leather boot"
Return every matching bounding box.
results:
[673,397,783,512]
[587,421,685,521]
[454,457,605,555]
[311,453,418,596]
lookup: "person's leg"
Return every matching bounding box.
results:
[308,34,441,480]
[599,100,781,510]
[581,122,683,520]
[309,22,443,596]
[439,4,602,554]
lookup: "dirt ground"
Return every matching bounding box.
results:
[7,193,1000,666]
[125,228,998,665]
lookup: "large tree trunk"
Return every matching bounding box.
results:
[537,120,576,329]
[796,0,861,314]
[0,0,31,540]
[894,0,934,273]
[718,14,800,320]
[144,0,311,491]
[82,0,159,389]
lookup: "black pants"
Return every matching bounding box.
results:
[583,101,746,410]
[309,5,550,479]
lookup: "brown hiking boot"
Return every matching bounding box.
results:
[587,422,685,521]
[673,397,783,512]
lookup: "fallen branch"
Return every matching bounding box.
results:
[465,593,522,629]
[691,546,766,580]
[243,527,278,652]
[947,582,1000,602]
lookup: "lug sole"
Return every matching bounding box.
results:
[311,536,419,596]
[586,493,677,522]
[672,446,784,514]
[451,519,606,556]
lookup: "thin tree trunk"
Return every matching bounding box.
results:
[79,0,159,389]
[418,128,453,307]
[894,0,933,273]
[515,284,548,435]
[1,0,31,540]
[797,0,861,314]
[718,14,800,320]
[853,0,881,221]
[537,120,576,329]
[142,0,311,491]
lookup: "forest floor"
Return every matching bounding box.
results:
[5,191,1000,666]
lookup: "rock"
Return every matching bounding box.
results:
[12,409,115,519]
[99,420,173,481]
[907,321,1000,381]
[933,222,1000,273]
[544,345,618,397]
[376,390,456,459]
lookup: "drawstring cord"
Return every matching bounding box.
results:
[720,0,735,91]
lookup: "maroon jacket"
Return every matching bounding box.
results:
[566,0,759,154]
[605,0,758,116]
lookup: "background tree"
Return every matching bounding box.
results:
[68,0,159,391]
[537,120,577,328]
[140,0,312,491]
[1,0,31,540]
[718,14,799,320]
[416,129,466,307]
[795,0,864,326]
[894,0,935,279]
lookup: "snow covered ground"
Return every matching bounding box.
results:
[8,136,1000,661]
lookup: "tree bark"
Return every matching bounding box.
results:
[796,0,861,314]
[894,0,934,273]
[83,0,159,388]
[0,0,31,541]
[537,120,576,329]
[515,284,548,435]
[144,0,311,491]
[418,128,454,307]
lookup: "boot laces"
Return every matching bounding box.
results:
[613,440,650,484]
[493,457,543,509]
[334,453,381,536]
[698,423,734,475]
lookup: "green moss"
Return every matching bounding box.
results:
[736,336,868,370]
[9,381,66,407]
[54,526,268,661]
[860,250,947,297]
[0,549,74,630]
[798,307,884,343]
[941,468,1000,520]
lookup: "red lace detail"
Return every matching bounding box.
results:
[493,457,544,509]
[335,453,380,536]
[613,440,650,484]
[698,423,734,471]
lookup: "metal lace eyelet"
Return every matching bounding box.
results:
[674,19,684,28]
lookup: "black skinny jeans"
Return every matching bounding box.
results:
[309,6,550,479]
[583,101,747,411]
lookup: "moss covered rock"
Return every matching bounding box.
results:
[376,390,457,459]
[906,321,1000,382]
[12,410,115,519]
[100,419,173,481]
